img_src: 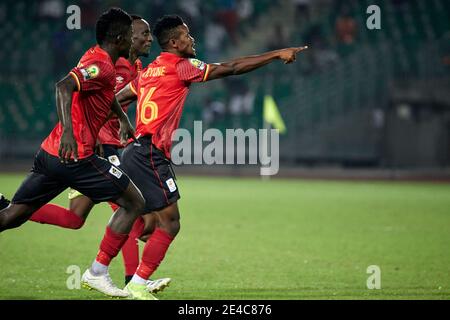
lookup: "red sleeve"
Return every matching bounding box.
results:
[129,72,140,96]
[115,62,131,92]
[176,58,210,83]
[69,61,115,92]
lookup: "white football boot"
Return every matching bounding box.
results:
[146,277,172,293]
[81,269,129,298]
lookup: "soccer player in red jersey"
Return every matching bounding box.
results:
[83,15,307,299]
[28,14,148,239]
[25,14,170,293]
[0,8,145,298]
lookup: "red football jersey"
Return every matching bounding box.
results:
[97,57,142,147]
[41,45,116,159]
[130,52,210,158]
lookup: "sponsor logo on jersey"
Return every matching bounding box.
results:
[188,58,205,70]
[166,178,177,192]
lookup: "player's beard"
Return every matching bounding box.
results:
[185,50,196,58]
[183,43,196,58]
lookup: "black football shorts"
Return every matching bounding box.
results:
[120,135,180,212]
[12,148,130,207]
[101,144,123,168]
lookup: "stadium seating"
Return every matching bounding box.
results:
[0,0,449,164]
[240,0,450,162]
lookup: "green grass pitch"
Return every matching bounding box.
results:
[0,173,449,300]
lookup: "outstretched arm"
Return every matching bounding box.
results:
[206,46,308,81]
[56,74,78,163]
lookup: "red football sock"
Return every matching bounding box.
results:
[121,217,145,276]
[96,226,129,266]
[135,228,174,280]
[30,204,84,229]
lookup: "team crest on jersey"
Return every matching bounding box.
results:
[166,178,177,192]
[109,166,123,179]
[80,64,99,80]
[188,58,205,71]
[108,155,121,166]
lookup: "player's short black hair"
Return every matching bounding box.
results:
[153,15,185,48]
[96,8,132,45]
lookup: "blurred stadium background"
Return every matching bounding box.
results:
[1,0,450,300]
[0,0,449,177]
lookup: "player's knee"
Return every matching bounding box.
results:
[2,204,32,228]
[69,218,85,230]
[0,211,29,231]
[142,222,156,238]
[161,219,180,237]
[170,220,180,236]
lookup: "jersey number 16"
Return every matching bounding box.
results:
[139,87,158,124]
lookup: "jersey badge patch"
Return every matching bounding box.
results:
[189,58,206,70]
[80,64,99,80]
